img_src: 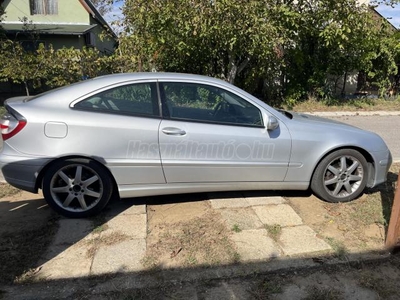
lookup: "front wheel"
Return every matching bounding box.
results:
[311,149,368,203]
[42,159,113,218]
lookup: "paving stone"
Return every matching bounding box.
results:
[231,229,281,261]
[220,208,263,230]
[253,204,303,227]
[36,243,92,279]
[104,214,147,239]
[105,201,146,216]
[279,225,331,256]
[208,192,249,209]
[91,239,146,274]
[121,204,146,215]
[209,198,250,209]
[52,219,93,246]
[245,196,286,206]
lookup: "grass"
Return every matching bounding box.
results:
[0,106,5,116]
[86,232,131,259]
[349,195,386,226]
[143,212,241,269]
[358,271,397,299]
[287,97,400,112]
[231,224,242,233]
[304,286,342,300]
[0,183,20,199]
[264,224,282,242]
[250,278,284,299]
[325,237,348,260]
[92,224,109,234]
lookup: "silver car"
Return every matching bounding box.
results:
[0,73,392,218]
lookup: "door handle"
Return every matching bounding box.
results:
[162,127,186,136]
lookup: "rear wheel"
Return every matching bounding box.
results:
[42,159,113,218]
[311,149,368,203]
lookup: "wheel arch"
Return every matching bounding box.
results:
[310,146,375,188]
[35,155,120,198]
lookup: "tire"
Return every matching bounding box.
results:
[311,149,368,203]
[42,158,113,218]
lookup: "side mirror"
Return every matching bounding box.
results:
[267,115,279,131]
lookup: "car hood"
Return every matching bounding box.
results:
[285,111,389,152]
[290,111,360,129]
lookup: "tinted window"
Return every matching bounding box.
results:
[161,82,263,127]
[75,83,159,117]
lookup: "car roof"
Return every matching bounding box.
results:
[27,73,235,107]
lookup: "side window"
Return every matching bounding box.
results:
[161,82,263,127]
[75,82,159,117]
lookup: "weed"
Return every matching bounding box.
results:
[186,255,198,265]
[325,237,348,260]
[250,278,283,299]
[232,224,242,233]
[289,97,400,112]
[86,232,129,259]
[233,251,241,263]
[349,196,385,226]
[358,271,396,299]
[141,255,159,270]
[265,224,282,241]
[92,224,108,233]
[145,212,239,268]
[304,286,342,300]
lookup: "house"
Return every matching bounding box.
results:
[0,0,117,54]
[333,3,398,96]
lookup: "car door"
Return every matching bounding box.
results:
[158,81,291,183]
[71,81,165,185]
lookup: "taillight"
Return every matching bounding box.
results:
[0,112,27,141]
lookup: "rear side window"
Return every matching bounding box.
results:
[75,82,159,117]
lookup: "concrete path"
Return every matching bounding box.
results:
[34,193,330,281]
[36,202,147,280]
[209,193,331,261]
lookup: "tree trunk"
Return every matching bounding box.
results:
[227,55,238,84]
[341,71,347,97]
[24,81,30,96]
[227,55,250,84]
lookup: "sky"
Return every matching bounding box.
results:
[102,1,400,31]
[376,3,400,28]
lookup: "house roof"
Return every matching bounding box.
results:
[370,7,398,31]
[2,23,98,35]
[80,0,117,38]
[0,0,117,38]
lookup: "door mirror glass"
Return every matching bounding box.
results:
[267,115,279,131]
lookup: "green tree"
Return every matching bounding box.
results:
[0,40,44,95]
[270,0,399,102]
[121,0,281,84]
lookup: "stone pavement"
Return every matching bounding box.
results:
[34,193,331,281]
[209,192,331,261]
[36,201,147,280]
